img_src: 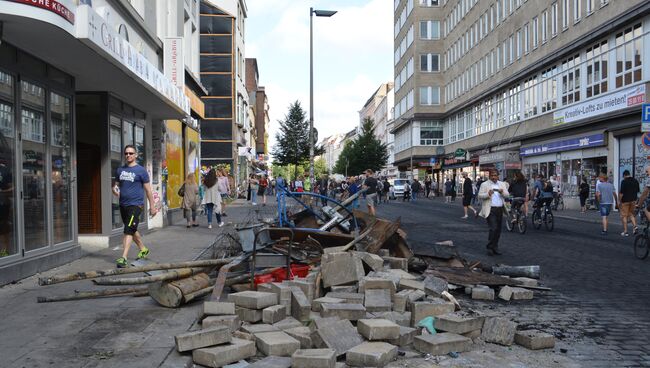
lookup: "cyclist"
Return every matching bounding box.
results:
[509,171,529,217]
[533,175,554,210]
[635,166,650,222]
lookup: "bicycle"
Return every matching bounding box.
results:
[532,198,554,231]
[634,208,649,260]
[505,197,527,234]
[551,193,564,211]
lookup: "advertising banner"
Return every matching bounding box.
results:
[186,128,200,182]
[553,84,645,126]
[165,120,184,209]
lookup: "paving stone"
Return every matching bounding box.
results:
[471,287,495,300]
[364,289,392,313]
[292,348,336,368]
[192,338,256,367]
[233,331,255,341]
[202,315,241,333]
[267,282,294,315]
[236,306,263,323]
[292,287,312,322]
[385,269,418,280]
[321,255,365,287]
[434,313,485,334]
[321,303,367,320]
[512,277,539,287]
[382,256,408,271]
[247,356,292,368]
[285,279,315,302]
[423,276,448,297]
[321,251,351,263]
[352,251,384,272]
[329,285,358,293]
[515,330,555,350]
[413,333,471,356]
[175,325,231,352]
[203,301,236,317]
[357,319,400,340]
[398,278,424,291]
[263,304,286,324]
[273,316,304,331]
[394,290,425,313]
[312,297,345,312]
[510,287,534,300]
[481,317,517,346]
[498,286,513,301]
[228,291,278,309]
[346,341,398,367]
[255,331,301,356]
[377,249,390,257]
[325,292,364,304]
[373,311,411,327]
[366,271,403,286]
[284,326,313,349]
[409,300,455,326]
[223,360,250,368]
[387,326,417,347]
[462,329,481,339]
[240,323,280,335]
[312,316,340,330]
[359,277,396,298]
[311,319,365,357]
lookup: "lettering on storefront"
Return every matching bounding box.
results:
[554,85,645,125]
[164,38,184,88]
[7,0,75,24]
[520,134,606,157]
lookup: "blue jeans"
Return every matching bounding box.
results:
[412,191,417,201]
[205,203,222,224]
[251,189,258,203]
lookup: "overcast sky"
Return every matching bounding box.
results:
[246,0,393,152]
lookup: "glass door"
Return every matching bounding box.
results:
[0,71,16,258]
[50,92,72,244]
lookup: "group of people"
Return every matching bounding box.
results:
[179,167,232,229]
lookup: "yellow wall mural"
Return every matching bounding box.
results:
[186,127,200,183]
[166,120,184,209]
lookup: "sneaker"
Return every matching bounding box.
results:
[116,257,128,268]
[137,247,150,260]
[621,232,629,237]
[461,215,468,219]
[218,222,225,227]
[252,203,257,206]
[208,224,212,229]
[601,230,607,236]
[633,226,639,235]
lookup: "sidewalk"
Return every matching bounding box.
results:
[0,198,264,368]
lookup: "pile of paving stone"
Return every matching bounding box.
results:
[173,250,556,367]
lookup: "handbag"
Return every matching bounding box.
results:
[178,184,185,197]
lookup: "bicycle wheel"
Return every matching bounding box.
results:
[505,211,514,232]
[545,211,554,231]
[558,200,564,211]
[532,210,542,230]
[634,234,649,260]
[517,214,527,234]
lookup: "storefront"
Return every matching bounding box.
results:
[441,149,474,195]
[521,133,607,209]
[617,132,650,185]
[478,151,521,181]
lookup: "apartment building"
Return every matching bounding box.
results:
[393,0,650,208]
[245,58,270,161]
[359,82,398,178]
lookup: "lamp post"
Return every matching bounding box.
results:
[310,7,336,188]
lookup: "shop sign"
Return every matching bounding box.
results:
[642,133,650,150]
[164,38,184,89]
[76,5,190,115]
[184,86,205,119]
[553,84,645,126]
[642,104,650,132]
[238,147,254,158]
[479,151,520,164]
[520,133,605,157]
[454,148,467,157]
[7,0,75,24]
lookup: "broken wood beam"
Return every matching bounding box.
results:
[93,267,208,285]
[36,286,149,303]
[492,265,540,279]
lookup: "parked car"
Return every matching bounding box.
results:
[388,179,409,199]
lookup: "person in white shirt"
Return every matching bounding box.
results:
[478,169,510,256]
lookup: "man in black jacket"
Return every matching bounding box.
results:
[461,172,477,218]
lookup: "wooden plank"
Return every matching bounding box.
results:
[426,267,520,287]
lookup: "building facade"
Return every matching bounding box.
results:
[394,0,650,207]
[0,0,192,284]
[245,58,270,163]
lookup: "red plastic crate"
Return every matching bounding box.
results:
[254,273,274,285]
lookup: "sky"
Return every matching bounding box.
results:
[245,0,393,153]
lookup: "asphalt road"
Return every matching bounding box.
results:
[376,197,650,368]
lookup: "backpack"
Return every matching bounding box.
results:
[377,180,384,192]
[543,180,553,193]
[178,183,186,197]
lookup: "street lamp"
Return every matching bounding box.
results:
[310,7,336,187]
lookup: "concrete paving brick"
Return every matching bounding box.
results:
[387,326,417,347]
[273,317,304,331]
[291,287,312,322]
[202,302,236,317]
[373,311,411,327]
[325,292,364,304]
[471,287,495,300]
[346,341,398,367]
[382,256,408,271]
[359,277,397,298]
[498,286,513,301]
[398,278,425,291]
[192,338,256,367]
[310,319,365,357]
[285,279,315,302]
[512,277,539,287]
[202,315,241,333]
[263,304,286,324]
[321,255,365,287]
[236,306,263,323]
[364,289,392,313]
[352,251,384,272]
[434,313,485,334]
[247,356,292,368]
[292,348,336,368]
[329,285,358,293]
[321,303,367,320]
[357,319,400,340]
[481,317,517,346]
[284,326,313,349]
[240,323,280,335]
[413,333,471,356]
[174,325,231,352]
[312,297,345,312]
[255,331,301,356]
[423,276,448,297]
[515,330,555,350]
[510,287,534,300]
[312,316,340,330]
[228,291,278,309]
[409,300,455,326]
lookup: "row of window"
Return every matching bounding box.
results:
[394,120,444,152]
[394,25,414,67]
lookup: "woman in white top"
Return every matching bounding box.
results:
[203,169,224,228]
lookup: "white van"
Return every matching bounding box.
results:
[388,179,409,199]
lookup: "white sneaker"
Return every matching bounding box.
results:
[208,224,212,229]
[461,215,468,219]
[218,222,225,227]
[252,203,257,206]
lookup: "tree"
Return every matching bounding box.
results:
[334,118,388,176]
[271,101,310,180]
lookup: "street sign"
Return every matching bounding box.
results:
[454,148,466,157]
[642,104,650,132]
[642,133,650,150]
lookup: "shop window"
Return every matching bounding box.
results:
[50,92,72,244]
[561,54,580,106]
[586,40,608,98]
[0,70,16,257]
[110,126,121,153]
[615,23,642,88]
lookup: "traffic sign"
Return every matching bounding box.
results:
[642,133,650,150]
[643,104,650,132]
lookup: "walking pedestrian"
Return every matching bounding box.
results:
[431,179,438,197]
[461,172,477,218]
[348,177,360,208]
[258,174,269,206]
[450,176,457,202]
[376,179,384,205]
[619,170,639,236]
[411,178,421,201]
[444,177,453,203]
[596,174,618,236]
[424,176,432,198]
[317,174,329,206]
[363,169,379,216]
[478,169,509,256]
[202,169,224,229]
[382,178,390,203]
[181,173,199,228]
[579,176,590,213]
[249,174,259,205]
[403,180,411,202]
[112,145,157,268]
[217,169,230,217]
[473,176,483,206]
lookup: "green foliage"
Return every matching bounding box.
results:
[270,158,329,181]
[271,101,310,169]
[334,118,388,176]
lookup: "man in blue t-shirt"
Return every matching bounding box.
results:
[112,145,157,268]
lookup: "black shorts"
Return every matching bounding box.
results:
[462,195,472,206]
[120,205,142,235]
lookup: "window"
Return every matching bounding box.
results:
[420,54,440,72]
[496,91,506,127]
[509,35,514,64]
[523,76,538,118]
[484,98,494,131]
[573,0,581,22]
[508,84,521,123]
[420,20,440,39]
[420,0,439,6]
[496,0,501,24]
[542,10,548,43]
[586,40,608,97]
[541,66,558,112]
[551,2,558,36]
[561,54,580,105]
[562,0,568,29]
[615,23,643,88]
[523,24,529,54]
[601,0,608,5]
[532,17,538,48]
[419,86,440,105]
[420,121,444,145]
[586,0,594,14]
